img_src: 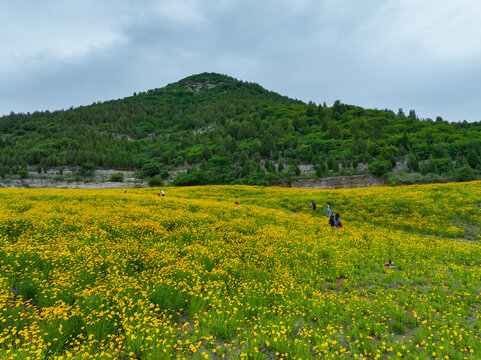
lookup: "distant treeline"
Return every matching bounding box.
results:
[1,72,480,184]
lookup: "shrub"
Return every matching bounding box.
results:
[352,158,359,169]
[368,160,392,177]
[172,169,209,186]
[277,162,284,173]
[148,177,164,187]
[294,164,301,176]
[142,163,160,178]
[109,173,124,182]
[466,150,481,169]
[315,162,327,178]
[18,168,28,179]
[79,162,95,176]
[455,165,475,182]
[407,153,420,172]
[331,158,339,172]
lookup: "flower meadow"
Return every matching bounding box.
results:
[0,182,480,360]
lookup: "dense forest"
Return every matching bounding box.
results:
[1,72,480,185]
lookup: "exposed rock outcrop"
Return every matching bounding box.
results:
[281,174,385,189]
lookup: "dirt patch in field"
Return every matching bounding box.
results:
[336,277,346,289]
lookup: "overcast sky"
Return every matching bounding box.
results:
[1,0,481,122]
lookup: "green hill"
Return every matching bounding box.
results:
[1,72,480,185]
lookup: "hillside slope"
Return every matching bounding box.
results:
[1,72,480,185]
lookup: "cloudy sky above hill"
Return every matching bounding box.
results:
[1,0,480,121]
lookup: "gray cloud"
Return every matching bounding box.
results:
[1,0,480,121]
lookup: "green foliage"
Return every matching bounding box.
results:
[18,168,28,179]
[264,159,275,173]
[368,160,392,177]
[327,157,339,172]
[386,170,452,185]
[277,161,284,173]
[455,165,475,182]
[142,163,160,178]
[407,153,420,172]
[148,177,164,186]
[315,162,327,178]
[420,163,429,175]
[109,173,124,182]
[79,162,95,176]
[172,169,209,186]
[294,164,301,176]
[0,72,480,186]
[466,150,481,169]
[352,158,359,169]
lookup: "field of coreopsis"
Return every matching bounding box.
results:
[0,182,480,360]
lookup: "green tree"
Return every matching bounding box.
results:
[328,124,343,139]
[18,167,28,179]
[315,162,327,178]
[306,101,316,117]
[455,165,475,181]
[294,164,301,176]
[142,163,160,178]
[253,152,262,164]
[407,153,420,172]
[277,161,285,173]
[265,160,275,173]
[79,162,95,176]
[466,150,480,169]
[148,177,164,186]
[293,116,309,133]
[261,134,276,156]
[368,160,391,176]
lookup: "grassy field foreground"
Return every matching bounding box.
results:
[0,182,481,359]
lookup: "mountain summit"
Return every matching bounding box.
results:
[141,72,296,104]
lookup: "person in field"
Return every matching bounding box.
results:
[326,202,332,217]
[334,213,342,228]
[384,259,395,269]
[329,213,335,227]
[161,190,165,197]
[311,200,317,214]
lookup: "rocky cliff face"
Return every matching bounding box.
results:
[0,173,385,189]
[282,174,385,189]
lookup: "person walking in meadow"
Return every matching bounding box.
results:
[161,190,165,197]
[311,200,317,214]
[326,202,332,217]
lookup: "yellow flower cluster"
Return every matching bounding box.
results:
[0,181,480,359]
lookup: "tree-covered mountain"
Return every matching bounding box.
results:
[1,72,480,185]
